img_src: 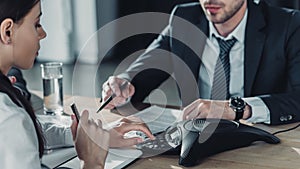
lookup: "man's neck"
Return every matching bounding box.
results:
[214,1,247,37]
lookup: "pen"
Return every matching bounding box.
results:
[96,81,129,113]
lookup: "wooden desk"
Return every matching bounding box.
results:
[31,91,300,169]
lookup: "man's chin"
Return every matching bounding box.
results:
[207,15,227,24]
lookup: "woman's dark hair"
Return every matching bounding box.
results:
[0,0,40,23]
[0,0,44,158]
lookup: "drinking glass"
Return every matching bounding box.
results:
[40,62,64,115]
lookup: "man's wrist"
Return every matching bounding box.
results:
[229,96,246,121]
[243,104,252,120]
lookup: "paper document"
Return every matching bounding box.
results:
[104,149,142,169]
[130,105,183,134]
[42,147,77,168]
[58,148,142,169]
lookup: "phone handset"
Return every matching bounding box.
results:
[70,103,80,122]
[136,118,240,157]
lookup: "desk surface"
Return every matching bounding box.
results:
[31,91,300,169]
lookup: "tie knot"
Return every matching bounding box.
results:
[216,37,237,55]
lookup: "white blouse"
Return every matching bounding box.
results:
[0,92,74,168]
[0,93,41,169]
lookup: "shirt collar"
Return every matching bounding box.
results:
[209,9,248,43]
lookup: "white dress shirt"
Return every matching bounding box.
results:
[198,10,270,124]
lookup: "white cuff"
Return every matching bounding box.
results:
[243,97,271,124]
[38,115,74,149]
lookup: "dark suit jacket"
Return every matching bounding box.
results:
[119,0,300,125]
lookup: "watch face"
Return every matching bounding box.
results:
[230,97,245,120]
[231,98,244,107]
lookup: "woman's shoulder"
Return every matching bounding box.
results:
[0,92,41,169]
[0,92,29,123]
[0,91,39,148]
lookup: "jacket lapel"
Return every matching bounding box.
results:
[244,1,266,96]
[189,14,209,80]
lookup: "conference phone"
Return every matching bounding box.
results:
[137,118,280,167]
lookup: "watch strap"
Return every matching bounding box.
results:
[234,111,244,121]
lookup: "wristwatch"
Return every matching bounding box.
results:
[229,96,246,121]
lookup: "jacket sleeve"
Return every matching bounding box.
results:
[261,11,300,125]
[118,21,174,104]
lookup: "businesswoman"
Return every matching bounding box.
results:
[0,0,153,168]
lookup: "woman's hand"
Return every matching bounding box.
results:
[71,110,109,169]
[109,117,155,148]
[8,76,16,84]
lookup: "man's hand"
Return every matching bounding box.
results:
[101,76,135,109]
[183,99,234,120]
[183,99,252,121]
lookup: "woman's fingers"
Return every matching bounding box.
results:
[70,115,78,141]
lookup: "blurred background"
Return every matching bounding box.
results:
[22,0,300,103]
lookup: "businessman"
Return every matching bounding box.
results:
[102,0,300,125]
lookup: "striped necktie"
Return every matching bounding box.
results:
[211,37,237,100]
